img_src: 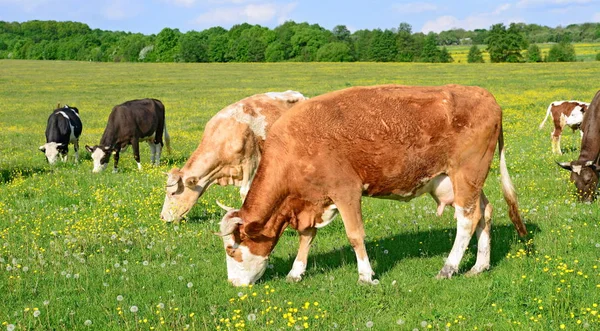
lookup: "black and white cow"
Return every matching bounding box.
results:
[39,105,83,164]
[85,98,171,173]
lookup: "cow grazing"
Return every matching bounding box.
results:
[539,100,589,154]
[215,84,527,286]
[39,105,83,164]
[85,98,170,173]
[160,91,307,223]
[558,91,600,201]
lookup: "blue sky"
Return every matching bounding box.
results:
[1,0,599,35]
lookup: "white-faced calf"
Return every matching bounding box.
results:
[86,98,170,173]
[216,84,527,286]
[39,105,83,164]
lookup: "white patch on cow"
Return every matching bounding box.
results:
[357,256,375,283]
[265,90,306,102]
[316,204,338,229]
[57,111,77,141]
[41,142,62,165]
[91,149,108,173]
[137,162,142,171]
[572,165,582,175]
[225,245,268,287]
[220,103,267,140]
[287,260,306,280]
[566,106,584,127]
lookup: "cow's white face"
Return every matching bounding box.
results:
[160,169,203,222]
[39,142,63,165]
[86,145,112,173]
[219,210,269,286]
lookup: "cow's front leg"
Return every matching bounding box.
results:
[335,194,376,284]
[132,138,142,170]
[286,228,317,282]
[113,148,121,173]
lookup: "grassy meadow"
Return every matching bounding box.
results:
[0,60,599,330]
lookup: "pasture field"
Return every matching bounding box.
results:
[447,43,600,63]
[0,60,599,330]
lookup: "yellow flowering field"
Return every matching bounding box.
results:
[0,60,599,330]
[448,42,600,63]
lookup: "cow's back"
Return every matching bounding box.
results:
[105,99,162,144]
[265,85,502,197]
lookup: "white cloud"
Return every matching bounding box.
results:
[192,2,297,26]
[162,0,197,7]
[421,4,522,33]
[392,2,437,14]
[516,0,595,8]
[0,0,50,11]
[104,0,140,20]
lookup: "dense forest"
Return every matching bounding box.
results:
[1,20,599,63]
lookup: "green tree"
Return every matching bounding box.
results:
[396,23,418,62]
[155,27,181,62]
[316,42,353,62]
[439,47,453,63]
[289,23,330,61]
[419,33,440,62]
[467,45,484,63]
[351,29,372,62]
[265,41,285,62]
[486,23,526,63]
[331,25,351,43]
[368,29,397,62]
[526,44,542,62]
[546,41,576,62]
[178,31,208,62]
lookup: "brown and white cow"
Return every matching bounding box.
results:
[86,98,171,173]
[558,91,600,202]
[539,100,589,154]
[160,91,307,223]
[216,84,527,286]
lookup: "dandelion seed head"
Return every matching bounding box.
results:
[130,305,138,313]
[33,310,41,317]
[366,321,374,328]
[247,313,256,321]
[187,282,193,288]
[117,295,124,301]
[84,320,92,326]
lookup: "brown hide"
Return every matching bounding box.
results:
[549,101,588,137]
[238,85,524,257]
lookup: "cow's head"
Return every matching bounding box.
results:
[39,142,67,165]
[85,145,113,173]
[160,168,207,222]
[217,208,269,287]
[558,160,600,202]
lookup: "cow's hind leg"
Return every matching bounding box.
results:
[334,192,376,284]
[74,139,79,163]
[148,141,157,165]
[287,227,317,282]
[465,191,493,277]
[154,142,162,166]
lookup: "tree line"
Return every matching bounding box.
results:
[1,20,599,63]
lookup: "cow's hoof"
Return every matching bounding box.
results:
[286,274,302,283]
[112,168,119,174]
[358,275,379,285]
[436,265,457,279]
[465,265,489,277]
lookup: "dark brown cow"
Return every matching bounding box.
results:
[216,84,527,286]
[85,98,170,173]
[539,100,589,154]
[558,91,600,201]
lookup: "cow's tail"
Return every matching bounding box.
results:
[164,123,172,154]
[498,124,527,237]
[538,103,553,129]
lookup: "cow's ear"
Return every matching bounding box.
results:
[184,176,199,188]
[39,146,46,153]
[557,161,573,172]
[85,145,94,153]
[591,164,600,172]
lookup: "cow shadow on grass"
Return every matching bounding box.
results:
[265,223,540,281]
[0,166,51,184]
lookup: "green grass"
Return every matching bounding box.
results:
[0,60,599,330]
